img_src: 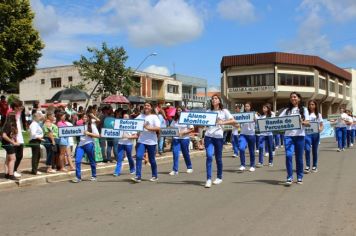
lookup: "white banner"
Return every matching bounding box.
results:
[114,119,145,131]
[58,126,85,137]
[232,112,255,123]
[257,115,301,133]
[178,112,217,126]
[101,128,122,138]
[305,122,319,134]
[223,125,233,130]
[160,128,179,137]
[327,114,340,120]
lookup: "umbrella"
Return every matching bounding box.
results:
[103,95,130,104]
[50,88,90,102]
[127,95,145,103]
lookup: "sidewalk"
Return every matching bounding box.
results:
[0,144,226,190]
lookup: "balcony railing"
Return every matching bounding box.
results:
[183,93,206,101]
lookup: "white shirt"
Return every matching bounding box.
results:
[335,113,348,128]
[346,115,353,130]
[258,114,275,136]
[171,120,193,139]
[78,124,99,147]
[240,113,259,136]
[29,121,43,140]
[65,121,75,146]
[352,117,356,130]
[279,107,310,137]
[309,112,323,123]
[205,109,233,139]
[136,114,160,145]
[118,131,137,145]
[16,114,24,144]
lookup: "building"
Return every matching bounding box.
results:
[221,52,352,116]
[172,74,207,108]
[344,68,356,113]
[19,65,186,110]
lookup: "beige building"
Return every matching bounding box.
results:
[221,52,352,117]
[19,65,183,109]
[344,68,356,113]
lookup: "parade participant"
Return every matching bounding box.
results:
[231,104,241,158]
[345,110,353,148]
[204,94,235,188]
[333,107,350,152]
[72,113,100,183]
[351,115,356,147]
[157,108,167,155]
[64,114,75,171]
[114,114,137,176]
[238,102,258,172]
[11,100,25,178]
[131,102,161,183]
[257,103,274,168]
[56,112,69,172]
[29,112,44,175]
[1,112,20,180]
[169,106,194,176]
[279,92,309,185]
[42,112,58,173]
[304,100,323,173]
[104,108,118,164]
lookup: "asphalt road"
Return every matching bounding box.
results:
[1,138,356,236]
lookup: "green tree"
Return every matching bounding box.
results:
[0,0,44,93]
[73,42,139,105]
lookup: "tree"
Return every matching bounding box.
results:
[0,0,44,93]
[73,42,140,105]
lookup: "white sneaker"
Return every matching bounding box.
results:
[337,148,341,152]
[131,177,141,183]
[256,163,263,168]
[14,171,21,178]
[232,154,237,158]
[351,143,354,147]
[272,151,276,156]
[275,146,279,149]
[255,150,259,154]
[72,178,81,183]
[205,179,212,188]
[36,171,43,175]
[264,153,268,157]
[238,166,246,171]
[186,169,193,174]
[268,163,273,167]
[90,177,97,181]
[312,167,318,173]
[149,177,158,182]
[213,178,223,185]
[169,171,178,176]
[249,167,256,172]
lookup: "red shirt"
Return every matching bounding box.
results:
[0,100,9,116]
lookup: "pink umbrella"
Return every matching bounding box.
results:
[102,95,130,104]
[166,107,176,117]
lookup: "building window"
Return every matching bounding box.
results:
[278,73,314,87]
[346,87,350,97]
[167,84,179,94]
[319,78,326,90]
[227,73,274,88]
[41,79,45,85]
[68,76,73,82]
[51,77,61,88]
[339,84,343,94]
[329,82,335,92]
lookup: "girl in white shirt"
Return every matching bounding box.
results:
[204,95,235,188]
[131,102,161,183]
[29,112,44,175]
[257,103,274,168]
[279,92,310,185]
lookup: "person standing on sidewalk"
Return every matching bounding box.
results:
[29,112,44,175]
[42,112,58,173]
[72,113,100,183]
[204,94,235,188]
[1,112,20,180]
[131,102,161,183]
[169,106,194,176]
[56,112,69,172]
[11,99,24,178]
[0,95,9,127]
[279,92,310,185]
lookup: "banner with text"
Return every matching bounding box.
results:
[114,119,145,131]
[232,112,255,123]
[58,126,85,137]
[257,115,301,133]
[101,128,122,138]
[305,122,319,134]
[327,114,340,120]
[160,128,180,137]
[178,112,217,126]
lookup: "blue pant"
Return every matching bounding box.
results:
[255,135,259,150]
[106,138,118,162]
[204,136,224,180]
[305,133,320,168]
[172,138,192,172]
[347,130,352,147]
[75,142,96,179]
[351,129,355,144]
[115,144,135,175]
[274,134,280,147]
[232,134,239,156]
[280,134,284,146]
[284,136,304,180]
[239,134,256,167]
[135,143,157,179]
[336,127,347,149]
[44,137,54,167]
[158,136,165,153]
[259,135,273,164]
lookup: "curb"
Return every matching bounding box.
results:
[0,150,206,191]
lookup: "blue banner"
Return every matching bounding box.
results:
[320,119,335,139]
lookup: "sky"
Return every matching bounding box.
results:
[30,0,356,91]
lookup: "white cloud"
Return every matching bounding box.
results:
[101,0,204,47]
[208,86,220,92]
[30,0,59,36]
[217,0,256,24]
[143,65,170,76]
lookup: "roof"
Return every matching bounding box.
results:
[220,52,352,81]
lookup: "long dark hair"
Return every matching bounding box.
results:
[262,103,272,117]
[307,100,319,116]
[174,106,183,121]
[286,92,305,120]
[210,94,224,110]
[2,112,18,137]
[245,101,253,112]
[84,113,92,133]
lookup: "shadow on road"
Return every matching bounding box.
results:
[158,180,203,187]
[232,179,285,186]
